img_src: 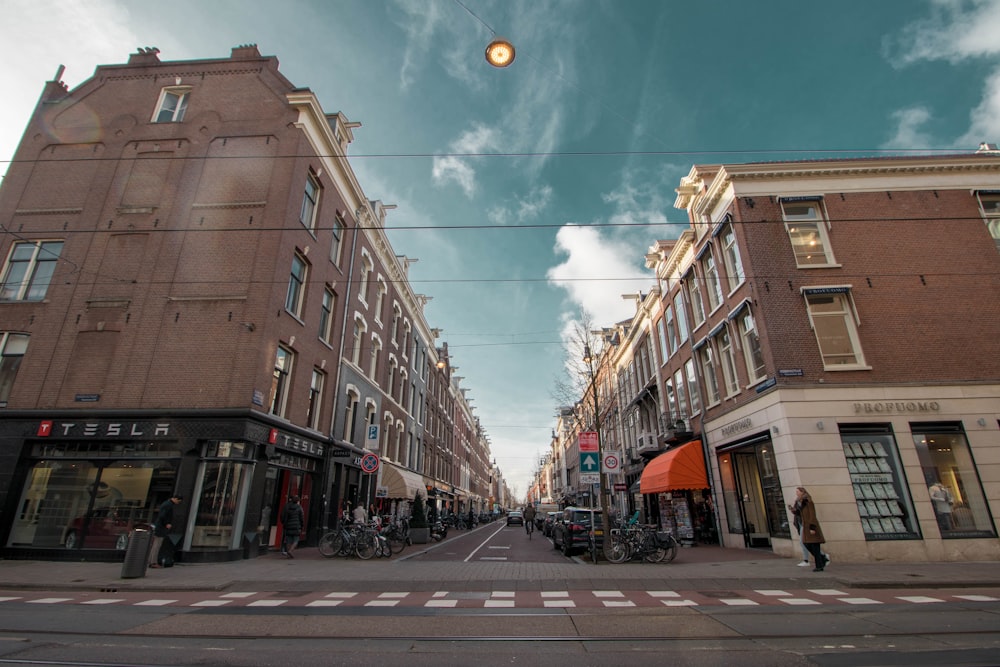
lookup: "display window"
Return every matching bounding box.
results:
[911,423,996,539]
[7,452,179,550]
[191,441,254,549]
[840,424,920,540]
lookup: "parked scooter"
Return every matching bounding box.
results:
[430,520,448,542]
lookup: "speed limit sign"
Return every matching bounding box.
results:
[602,452,620,474]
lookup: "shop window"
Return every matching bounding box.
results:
[7,458,178,550]
[191,458,251,549]
[0,240,63,301]
[911,423,996,538]
[717,453,744,534]
[840,425,920,540]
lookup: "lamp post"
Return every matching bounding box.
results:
[583,344,611,563]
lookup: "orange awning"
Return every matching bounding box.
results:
[639,440,708,494]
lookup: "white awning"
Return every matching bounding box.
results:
[380,463,425,500]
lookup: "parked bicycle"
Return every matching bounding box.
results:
[603,523,678,564]
[317,520,378,559]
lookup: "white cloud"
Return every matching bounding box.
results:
[957,67,1000,146]
[881,107,935,150]
[487,184,553,225]
[887,0,1000,66]
[431,124,500,196]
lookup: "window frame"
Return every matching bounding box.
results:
[0,240,64,302]
[736,307,767,384]
[319,287,335,345]
[700,248,724,313]
[0,332,29,406]
[802,286,868,370]
[331,213,347,267]
[976,191,1000,250]
[720,221,746,292]
[307,368,325,430]
[685,271,705,327]
[299,171,321,232]
[780,198,836,267]
[698,343,721,407]
[714,324,740,397]
[152,87,191,123]
[269,346,294,418]
[285,252,308,318]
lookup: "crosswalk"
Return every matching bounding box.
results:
[0,588,997,610]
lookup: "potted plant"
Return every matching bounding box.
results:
[409,491,430,544]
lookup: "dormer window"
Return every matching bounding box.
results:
[153,87,191,123]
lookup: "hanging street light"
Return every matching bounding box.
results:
[485,37,515,68]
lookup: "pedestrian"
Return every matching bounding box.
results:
[789,492,829,567]
[353,502,368,525]
[795,487,828,572]
[280,496,305,558]
[148,494,183,569]
[369,503,379,526]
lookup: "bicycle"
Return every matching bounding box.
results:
[604,523,678,564]
[525,519,534,539]
[317,521,377,559]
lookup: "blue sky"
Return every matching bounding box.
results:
[2,0,999,496]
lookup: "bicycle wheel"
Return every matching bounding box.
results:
[387,531,406,554]
[355,533,376,560]
[604,535,630,564]
[660,538,679,563]
[317,531,339,558]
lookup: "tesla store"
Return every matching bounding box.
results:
[0,412,326,562]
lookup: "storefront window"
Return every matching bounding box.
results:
[717,454,743,533]
[191,458,252,549]
[7,458,177,550]
[840,425,919,540]
[911,423,996,539]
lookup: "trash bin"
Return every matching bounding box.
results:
[120,527,152,579]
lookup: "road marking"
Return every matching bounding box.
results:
[543,600,575,608]
[464,523,508,562]
[0,597,22,602]
[221,592,256,598]
[720,599,758,606]
[247,599,287,607]
[810,589,848,596]
[756,590,790,596]
[432,592,448,597]
[837,597,882,605]
[484,599,515,607]
[323,592,357,598]
[306,600,343,607]
[954,594,998,601]
[425,599,458,608]
[378,592,408,598]
[661,600,699,606]
[365,600,399,607]
[779,598,822,605]
[647,591,681,597]
[81,599,124,605]
[540,591,569,598]
[134,599,176,606]
[491,591,516,597]
[191,600,231,607]
[27,598,72,604]
[594,591,625,598]
[602,600,636,607]
[896,596,943,603]
[480,556,507,560]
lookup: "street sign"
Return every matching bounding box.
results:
[360,453,380,474]
[580,473,599,484]
[366,424,379,450]
[581,451,599,473]
[602,452,620,474]
[579,431,598,452]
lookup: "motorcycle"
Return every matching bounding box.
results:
[430,520,448,542]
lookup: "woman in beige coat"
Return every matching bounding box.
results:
[796,487,828,571]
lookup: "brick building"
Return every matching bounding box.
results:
[0,46,486,562]
[630,151,1000,562]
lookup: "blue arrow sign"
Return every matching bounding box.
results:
[581,452,599,472]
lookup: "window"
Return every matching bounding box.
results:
[351,319,365,366]
[912,424,995,538]
[307,369,325,430]
[0,333,28,405]
[656,317,669,363]
[388,358,398,402]
[331,214,347,266]
[1,241,63,301]
[803,288,866,368]
[375,279,387,323]
[698,344,720,406]
[701,250,723,312]
[673,369,688,420]
[285,253,307,318]
[391,304,401,346]
[153,88,189,123]
[715,325,740,397]
[269,346,293,417]
[358,254,372,303]
[664,306,678,356]
[685,272,705,327]
[673,292,689,345]
[344,391,359,443]
[737,309,766,383]
[299,172,320,231]
[840,425,919,540]
[977,192,1000,250]
[684,358,701,415]
[781,199,834,266]
[369,335,381,380]
[720,222,745,292]
[319,288,335,344]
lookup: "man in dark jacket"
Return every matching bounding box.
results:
[148,495,183,568]
[280,496,305,558]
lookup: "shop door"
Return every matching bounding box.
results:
[261,469,309,549]
[732,451,771,548]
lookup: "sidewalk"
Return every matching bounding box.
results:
[1,541,997,594]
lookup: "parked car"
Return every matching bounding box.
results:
[506,510,524,526]
[551,507,604,557]
[541,511,560,537]
[63,505,149,550]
